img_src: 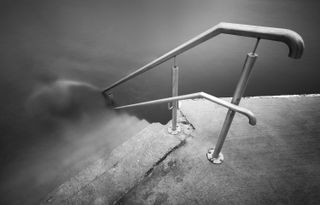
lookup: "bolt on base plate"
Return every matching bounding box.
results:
[206,148,224,164]
[168,124,181,135]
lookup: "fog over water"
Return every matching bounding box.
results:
[0,0,319,204]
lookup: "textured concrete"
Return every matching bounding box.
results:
[41,120,192,205]
[118,95,320,205]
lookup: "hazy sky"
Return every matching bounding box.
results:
[1,0,319,93]
[0,0,319,204]
[1,0,319,124]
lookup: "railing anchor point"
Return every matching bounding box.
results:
[168,124,181,135]
[206,148,224,164]
[102,92,115,106]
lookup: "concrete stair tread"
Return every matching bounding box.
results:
[42,122,183,204]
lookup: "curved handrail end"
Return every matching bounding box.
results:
[218,22,305,59]
[246,110,257,126]
[200,92,257,126]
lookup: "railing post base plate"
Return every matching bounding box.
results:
[206,148,224,164]
[168,124,181,135]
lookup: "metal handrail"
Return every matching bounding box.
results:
[102,22,304,93]
[102,22,304,164]
[115,92,256,125]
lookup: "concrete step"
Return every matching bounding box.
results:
[41,122,185,205]
[0,112,151,205]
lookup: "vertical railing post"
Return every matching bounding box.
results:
[168,56,181,134]
[207,38,260,164]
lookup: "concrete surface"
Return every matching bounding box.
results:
[41,120,193,205]
[117,95,320,205]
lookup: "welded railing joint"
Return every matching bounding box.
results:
[103,92,115,106]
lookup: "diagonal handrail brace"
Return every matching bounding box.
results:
[115,92,256,126]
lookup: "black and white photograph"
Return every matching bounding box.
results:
[0,0,319,204]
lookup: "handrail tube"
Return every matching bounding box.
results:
[115,92,256,126]
[102,22,304,93]
[212,52,257,159]
[171,65,179,131]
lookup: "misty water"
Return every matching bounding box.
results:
[1,0,320,204]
